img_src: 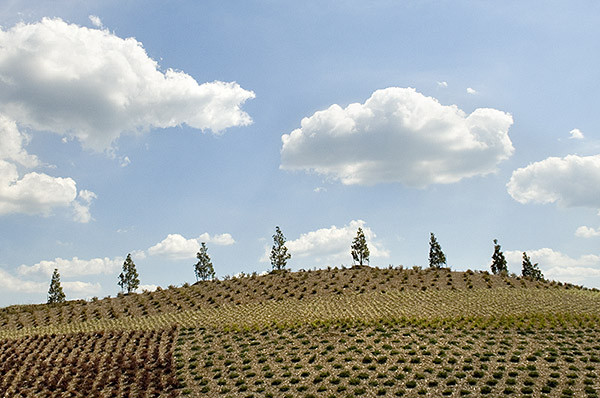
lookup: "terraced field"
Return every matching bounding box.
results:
[1,266,600,397]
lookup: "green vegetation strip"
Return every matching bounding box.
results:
[2,288,599,339]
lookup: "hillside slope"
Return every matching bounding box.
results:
[1,266,599,397]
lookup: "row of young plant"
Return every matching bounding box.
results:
[0,326,180,397]
[47,227,544,305]
[175,322,600,397]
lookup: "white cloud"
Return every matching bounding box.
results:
[149,232,235,259]
[0,159,78,216]
[569,128,585,140]
[261,220,389,266]
[149,234,200,259]
[119,156,131,167]
[138,284,159,292]
[0,18,255,151]
[18,256,123,277]
[466,87,477,95]
[437,81,448,88]
[0,115,95,220]
[198,232,236,246]
[63,280,101,296]
[0,115,39,168]
[575,226,600,238]
[507,154,600,209]
[72,189,97,223]
[506,248,600,286]
[280,87,514,187]
[88,15,103,28]
[0,268,46,293]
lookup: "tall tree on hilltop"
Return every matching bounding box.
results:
[428,232,447,268]
[491,239,508,274]
[351,227,370,266]
[47,268,66,304]
[195,242,215,281]
[270,226,291,271]
[118,253,140,294]
[522,251,544,280]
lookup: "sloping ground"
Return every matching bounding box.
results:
[0,267,566,333]
[1,266,600,397]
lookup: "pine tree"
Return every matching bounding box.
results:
[47,268,66,304]
[491,239,508,274]
[351,227,370,266]
[522,252,544,280]
[270,226,291,271]
[428,232,447,268]
[194,242,215,281]
[118,253,140,294]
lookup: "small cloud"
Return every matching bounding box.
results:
[569,128,585,140]
[575,226,600,238]
[88,15,103,28]
[120,156,131,167]
[437,81,448,88]
[18,256,123,277]
[149,232,235,259]
[149,234,200,260]
[313,187,326,193]
[466,87,477,95]
[72,189,97,223]
[138,284,159,292]
[131,250,147,260]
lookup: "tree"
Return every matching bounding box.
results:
[194,242,215,281]
[47,268,66,304]
[491,239,508,274]
[270,226,291,271]
[351,227,370,266]
[522,252,544,280]
[428,232,447,268]
[118,253,140,294]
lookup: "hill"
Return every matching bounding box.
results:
[1,266,600,397]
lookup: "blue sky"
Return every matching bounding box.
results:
[1,1,600,306]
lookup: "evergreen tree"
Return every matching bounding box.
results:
[491,239,508,274]
[351,227,370,266]
[428,232,447,268]
[194,242,215,281]
[522,252,544,280]
[118,253,140,294]
[47,268,66,304]
[270,226,291,271]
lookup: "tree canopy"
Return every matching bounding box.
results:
[522,251,544,280]
[270,226,291,271]
[47,268,66,304]
[118,254,140,294]
[195,242,215,281]
[351,227,370,266]
[491,239,508,274]
[428,232,447,268]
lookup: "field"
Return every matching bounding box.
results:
[1,266,600,397]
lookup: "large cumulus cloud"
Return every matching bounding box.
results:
[281,87,514,187]
[0,18,255,151]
